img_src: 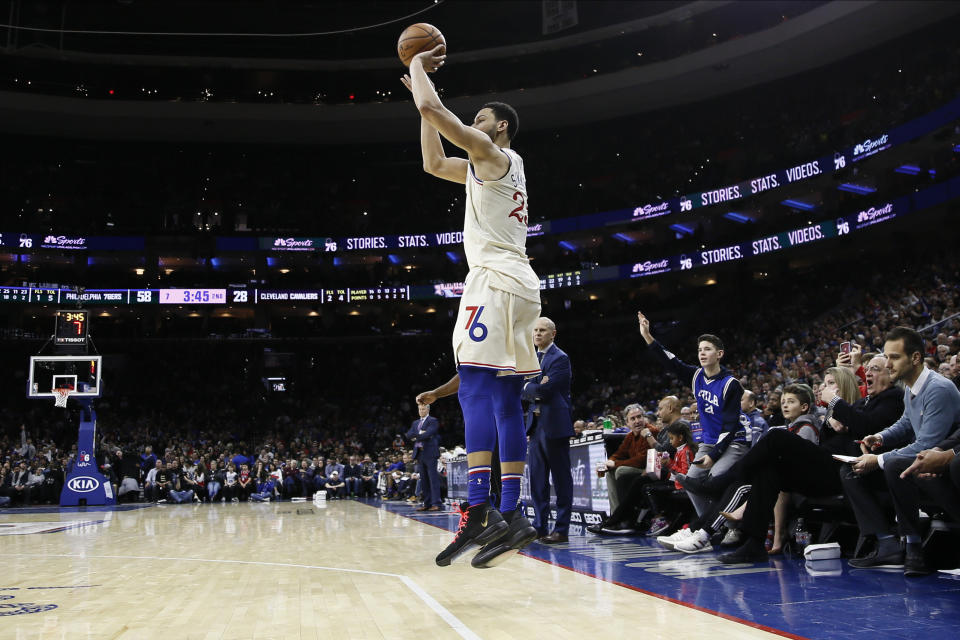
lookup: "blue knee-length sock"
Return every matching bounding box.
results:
[459,366,499,507]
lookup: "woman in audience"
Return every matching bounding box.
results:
[206,460,223,503]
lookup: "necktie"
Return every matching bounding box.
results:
[537,351,544,364]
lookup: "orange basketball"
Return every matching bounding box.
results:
[397,23,446,67]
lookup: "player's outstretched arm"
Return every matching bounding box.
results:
[638,310,699,380]
[408,47,500,162]
[401,74,467,183]
[420,116,467,184]
[416,374,460,406]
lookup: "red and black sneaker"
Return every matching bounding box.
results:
[471,506,539,569]
[435,501,508,567]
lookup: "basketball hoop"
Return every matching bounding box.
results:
[53,388,71,408]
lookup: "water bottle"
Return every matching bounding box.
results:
[603,417,613,432]
[794,518,810,551]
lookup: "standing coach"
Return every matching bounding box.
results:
[406,402,443,511]
[524,317,575,543]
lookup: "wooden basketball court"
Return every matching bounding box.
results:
[2,501,783,639]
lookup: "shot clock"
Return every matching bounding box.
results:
[55,310,90,347]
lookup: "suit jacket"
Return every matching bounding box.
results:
[406,416,440,460]
[522,343,575,439]
[342,463,363,479]
[823,386,904,456]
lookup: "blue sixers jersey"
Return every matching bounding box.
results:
[647,340,746,451]
[692,368,739,445]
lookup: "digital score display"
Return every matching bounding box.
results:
[342,287,410,302]
[540,271,582,290]
[55,310,89,346]
[1,287,32,302]
[159,288,227,304]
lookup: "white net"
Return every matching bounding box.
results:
[53,388,71,408]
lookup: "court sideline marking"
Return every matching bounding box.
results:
[377,502,810,640]
[1,553,481,640]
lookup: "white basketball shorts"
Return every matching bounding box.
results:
[452,268,541,377]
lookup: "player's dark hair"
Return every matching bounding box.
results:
[482,101,519,140]
[885,326,925,362]
[697,334,724,352]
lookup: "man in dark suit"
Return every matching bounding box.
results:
[523,317,575,543]
[406,402,443,511]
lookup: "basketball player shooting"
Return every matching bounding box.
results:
[402,45,541,568]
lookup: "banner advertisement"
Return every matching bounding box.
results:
[447,439,610,518]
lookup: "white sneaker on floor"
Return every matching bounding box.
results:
[674,529,713,554]
[657,527,693,550]
[720,528,743,547]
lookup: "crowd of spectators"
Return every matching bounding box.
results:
[0,413,465,508]
[3,249,958,516]
[2,11,960,575]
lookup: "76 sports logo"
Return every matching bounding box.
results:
[464,306,488,342]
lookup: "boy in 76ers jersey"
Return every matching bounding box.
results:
[636,311,748,554]
[403,45,540,568]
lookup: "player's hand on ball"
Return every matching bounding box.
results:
[413,44,446,72]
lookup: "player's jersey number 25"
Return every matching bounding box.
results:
[508,191,527,226]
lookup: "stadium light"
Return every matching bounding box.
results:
[781,199,816,211]
[837,183,877,194]
[722,212,752,223]
[894,164,922,176]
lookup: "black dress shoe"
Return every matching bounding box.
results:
[904,544,932,577]
[539,531,568,544]
[718,539,769,564]
[848,548,904,569]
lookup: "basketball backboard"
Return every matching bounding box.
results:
[28,355,102,398]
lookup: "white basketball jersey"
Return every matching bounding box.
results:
[463,148,540,303]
